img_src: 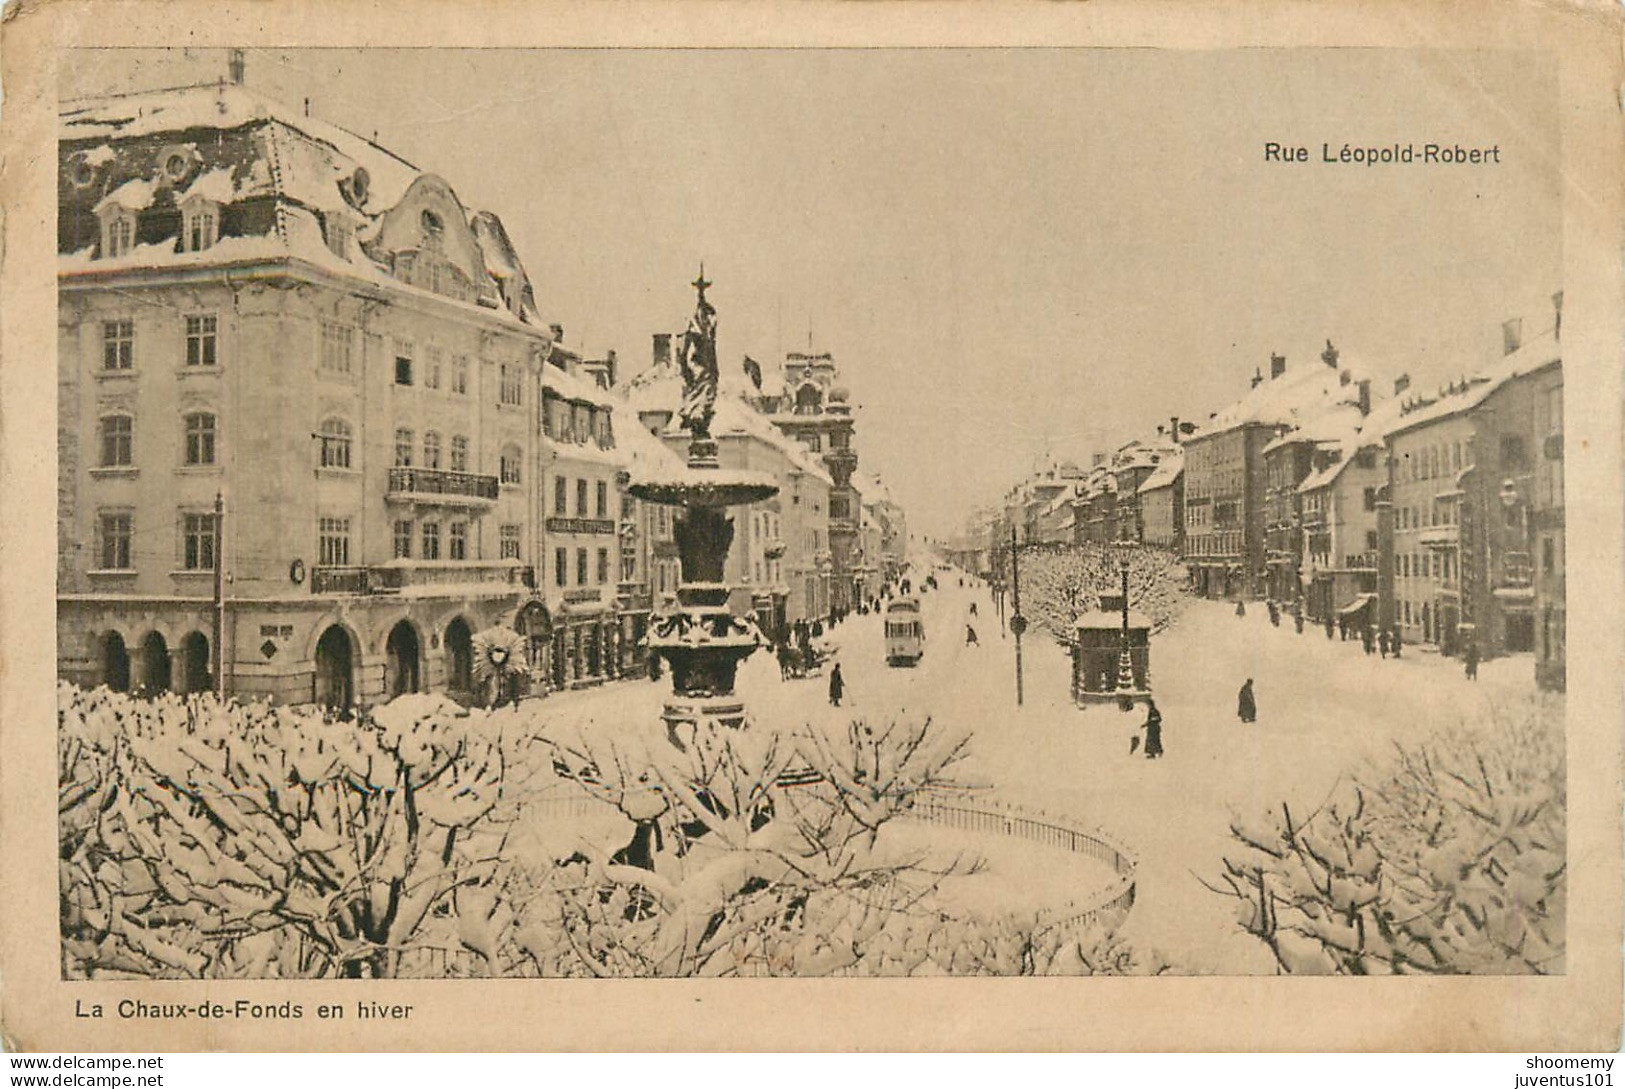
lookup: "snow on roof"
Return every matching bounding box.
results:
[1262,400,1369,455]
[621,363,834,486]
[62,84,421,213]
[1188,356,1371,441]
[176,165,237,206]
[93,177,155,214]
[1138,447,1184,493]
[541,361,612,406]
[1380,330,1561,440]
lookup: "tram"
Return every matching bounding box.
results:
[884,597,925,667]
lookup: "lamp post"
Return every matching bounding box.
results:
[1009,522,1027,706]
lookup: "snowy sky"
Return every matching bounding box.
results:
[62,48,1561,538]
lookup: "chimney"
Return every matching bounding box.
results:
[1339,368,1351,386]
[605,348,618,388]
[228,49,246,85]
[1251,367,1263,389]
[1393,372,1411,396]
[1356,379,1371,416]
[1321,339,1340,368]
[1092,453,1105,468]
[1502,317,1522,356]
[1553,290,1564,341]
[550,323,565,343]
[1169,416,1181,444]
[1270,353,1287,380]
[303,97,311,117]
[652,332,672,368]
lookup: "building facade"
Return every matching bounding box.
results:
[58,81,553,708]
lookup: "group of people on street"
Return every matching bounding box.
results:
[1132,677,1258,762]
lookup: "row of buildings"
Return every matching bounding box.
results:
[949,319,1565,691]
[55,71,905,707]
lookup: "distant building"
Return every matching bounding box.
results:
[1182,347,1367,599]
[1379,325,1561,664]
[1138,447,1185,552]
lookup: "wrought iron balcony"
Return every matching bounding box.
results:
[386,466,499,505]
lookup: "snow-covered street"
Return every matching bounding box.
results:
[507,573,1559,973]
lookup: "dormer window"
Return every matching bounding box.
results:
[103,213,135,259]
[324,213,352,259]
[180,199,218,253]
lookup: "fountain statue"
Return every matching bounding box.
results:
[630,271,778,738]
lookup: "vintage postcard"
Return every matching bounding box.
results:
[1,0,1621,1053]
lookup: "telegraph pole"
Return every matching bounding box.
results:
[213,491,226,699]
[1009,523,1026,706]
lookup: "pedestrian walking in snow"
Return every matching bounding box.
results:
[828,663,846,706]
[1464,641,1479,681]
[969,601,978,617]
[1390,627,1402,658]
[1143,700,1164,760]
[1325,616,1335,640]
[1235,600,1247,619]
[1361,627,1375,655]
[1237,678,1257,724]
[1267,601,1280,627]
[1378,629,1390,658]
[1294,612,1305,635]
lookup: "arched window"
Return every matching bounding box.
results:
[183,411,216,465]
[795,384,821,415]
[500,444,523,485]
[99,414,133,467]
[423,430,442,470]
[319,417,353,469]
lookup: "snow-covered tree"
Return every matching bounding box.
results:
[59,685,516,979]
[1212,699,1564,975]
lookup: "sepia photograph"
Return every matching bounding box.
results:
[3,0,1621,1055]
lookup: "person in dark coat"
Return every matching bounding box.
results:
[1325,616,1335,640]
[1294,611,1305,635]
[965,624,979,646]
[1237,678,1257,724]
[1378,629,1390,658]
[828,663,846,706]
[1390,627,1402,658]
[1143,701,1164,760]
[1235,600,1247,619]
[1464,641,1479,681]
[1361,627,1375,655]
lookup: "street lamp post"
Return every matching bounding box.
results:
[1009,523,1027,706]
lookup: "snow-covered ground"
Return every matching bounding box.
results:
[508,575,1560,973]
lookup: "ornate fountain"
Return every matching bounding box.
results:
[629,270,778,738]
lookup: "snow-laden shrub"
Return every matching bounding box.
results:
[58,683,519,979]
[505,716,1165,977]
[1213,698,1564,975]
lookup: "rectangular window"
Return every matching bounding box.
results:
[575,547,588,586]
[421,522,441,561]
[576,479,588,516]
[99,512,132,569]
[1365,529,1379,552]
[555,476,568,514]
[99,415,134,467]
[395,342,414,386]
[183,511,217,570]
[597,547,609,584]
[102,319,134,370]
[184,413,216,465]
[500,449,522,485]
[1543,536,1556,575]
[319,322,354,375]
[1500,435,1527,470]
[1362,487,1377,512]
[450,435,469,473]
[452,355,469,395]
[555,547,568,587]
[500,524,521,560]
[324,215,351,258]
[394,429,414,467]
[105,216,133,259]
[185,208,217,253]
[423,431,442,470]
[424,347,443,390]
[500,363,523,406]
[596,481,608,518]
[449,522,468,561]
[185,314,218,368]
[317,516,351,567]
[392,519,413,559]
